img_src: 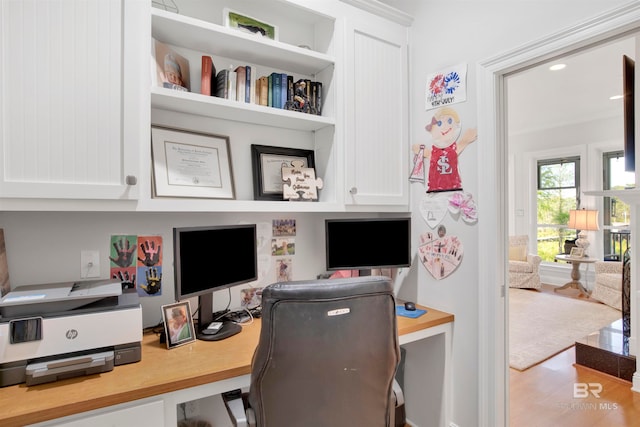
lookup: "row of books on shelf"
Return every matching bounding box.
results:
[201,55,322,116]
[152,40,323,116]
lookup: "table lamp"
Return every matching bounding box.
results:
[567,209,600,255]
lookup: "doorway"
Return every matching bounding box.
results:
[477,4,640,426]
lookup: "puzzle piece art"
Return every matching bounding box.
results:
[282,160,323,201]
[418,226,464,280]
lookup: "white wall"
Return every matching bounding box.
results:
[0,211,407,327]
[402,1,630,426]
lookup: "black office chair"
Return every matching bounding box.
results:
[225,276,405,427]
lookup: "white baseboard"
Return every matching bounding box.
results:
[632,372,640,393]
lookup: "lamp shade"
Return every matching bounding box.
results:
[567,209,600,231]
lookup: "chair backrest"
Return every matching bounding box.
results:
[509,235,529,248]
[248,276,400,427]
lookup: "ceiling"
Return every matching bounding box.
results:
[507,36,635,135]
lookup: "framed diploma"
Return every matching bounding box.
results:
[151,126,235,199]
[251,144,315,201]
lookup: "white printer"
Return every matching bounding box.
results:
[0,279,142,387]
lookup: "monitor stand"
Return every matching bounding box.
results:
[196,293,242,341]
[197,321,242,341]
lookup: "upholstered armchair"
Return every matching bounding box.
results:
[508,235,542,289]
[591,261,623,310]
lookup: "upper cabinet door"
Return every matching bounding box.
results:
[343,10,409,208]
[0,0,143,201]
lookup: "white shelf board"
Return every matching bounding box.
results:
[584,189,640,204]
[136,198,344,213]
[151,8,335,76]
[151,87,335,131]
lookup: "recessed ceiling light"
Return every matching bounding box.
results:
[609,95,623,100]
[549,64,566,71]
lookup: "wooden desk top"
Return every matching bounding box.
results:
[0,305,453,426]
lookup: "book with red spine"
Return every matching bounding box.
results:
[200,56,216,96]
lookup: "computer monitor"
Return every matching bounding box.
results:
[173,224,257,340]
[325,217,411,272]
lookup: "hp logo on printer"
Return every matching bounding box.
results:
[66,329,79,340]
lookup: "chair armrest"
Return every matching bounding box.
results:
[393,378,404,407]
[595,261,623,274]
[527,254,542,267]
[223,390,250,427]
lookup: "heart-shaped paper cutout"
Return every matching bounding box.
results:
[420,195,449,229]
[418,232,464,280]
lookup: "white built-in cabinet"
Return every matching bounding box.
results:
[0,0,145,203]
[343,3,410,207]
[142,0,340,212]
[0,0,410,212]
[31,399,165,427]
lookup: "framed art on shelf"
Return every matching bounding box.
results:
[151,126,235,199]
[161,301,196,349]
[251,144,315,201]
[569,247,584,259]
[151,39,190,92]
[223,8,278,40]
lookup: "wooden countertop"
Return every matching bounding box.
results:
[0,304,453,426]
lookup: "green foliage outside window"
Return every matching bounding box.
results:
[536,159,579,262]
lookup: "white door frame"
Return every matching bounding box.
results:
[477,3,640,426]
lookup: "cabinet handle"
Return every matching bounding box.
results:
[349,187,358,195]
[125,175,138,186]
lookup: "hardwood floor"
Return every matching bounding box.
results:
[509,285,640,426]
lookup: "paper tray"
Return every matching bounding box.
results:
[25,350,114,386]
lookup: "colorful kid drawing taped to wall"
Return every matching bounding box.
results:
[412,107,477,192]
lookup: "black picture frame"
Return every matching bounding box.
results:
[161,301,196,349]
[251,144,315,201]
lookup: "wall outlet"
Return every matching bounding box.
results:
[80,250,100,278]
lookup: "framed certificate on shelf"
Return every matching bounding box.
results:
[250,144,315,201]
[151,126,235,199]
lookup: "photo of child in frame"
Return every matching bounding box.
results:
[161,301,196,349]
[152,39,190,92]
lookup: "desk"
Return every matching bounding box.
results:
[1,305,454,427]
[555,254,597,296]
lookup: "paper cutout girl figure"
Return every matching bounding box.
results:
[413,107,477,192]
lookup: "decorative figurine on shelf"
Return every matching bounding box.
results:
[411,106,477,192]
[285,80,317,114]
[281,160,323,201]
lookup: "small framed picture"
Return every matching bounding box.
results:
[151,126,235,199]
[161,301,196,349]
[151,39,190,92]
[223,8,278,41]
[251,145,315,200]
[569,247,584,258]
